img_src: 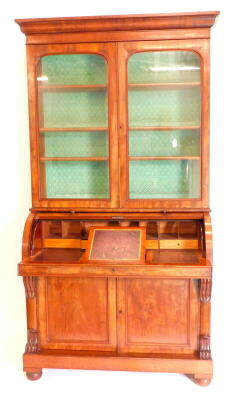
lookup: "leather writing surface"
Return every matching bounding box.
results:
[90,229,141,260]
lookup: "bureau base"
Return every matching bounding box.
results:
[23,352,213,386]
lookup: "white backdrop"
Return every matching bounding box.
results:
[0,0,236,399]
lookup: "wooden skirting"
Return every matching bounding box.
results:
[23,352,213,375]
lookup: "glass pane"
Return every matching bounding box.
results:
[128,51,201,199]
[128,51,200,83]
[41,54,106,85]
[130,160,200,199]
[45,161,109,199]
[42,91,107,129]
[43,131,108,158]
[128,88,200,127]
[37,54,109,199]
[129,130,200,157]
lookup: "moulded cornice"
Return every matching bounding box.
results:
[15,11,219,36]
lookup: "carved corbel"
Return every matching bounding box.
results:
[25,329,40,353]
[200,278,212,303]
[23,276,37,298]
[199,335,211,360]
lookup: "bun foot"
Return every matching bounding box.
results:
[26,370,42,381]
[188,374,212,386]
[194,378,211,386]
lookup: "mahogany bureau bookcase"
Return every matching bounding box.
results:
[16,11,219,385]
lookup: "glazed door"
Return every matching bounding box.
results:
[118,40,209,209]
[38,277,117,351]
[117,278,199,354]
[28,42,119,209]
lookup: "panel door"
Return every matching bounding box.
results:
[38,277,116,351]
[118,278,199,354]
[27,42,119,209]
[118,39,210,209]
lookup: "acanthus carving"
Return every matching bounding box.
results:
[25,329,40,353]
[23,276,37,298]
[200,278,212,303]
[199,335,211,360]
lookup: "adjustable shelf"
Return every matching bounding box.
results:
[129,126,200,131]
[39,127,108,132]
[128,82,200,90]
[38,84,107,91]
[40,157,108,162]
[129,156,200,160]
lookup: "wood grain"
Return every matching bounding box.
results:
[16,10,218,382]
[15,12,219,35]
[118,278,199,354]
[118,38,210,210]
[23,352,213,375]
[26,42,119,209]
[38,277,117,351]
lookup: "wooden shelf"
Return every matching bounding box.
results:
[40,127,108,132]
[128,82,200,90]
[38,84,107,91]
[28,248,83,262]
[40,126,200,132]
[129,156,200,160]
[42,237,198,251]
[148,249,202,264]
[129,126,200,131]
[40,157,108,162]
